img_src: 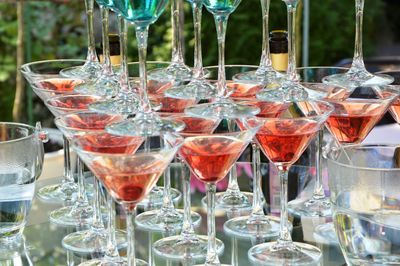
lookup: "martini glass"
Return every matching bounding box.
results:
[60,0,102,80]
[376,70,400,124]
[256,0,325,102]
[164,0,218,100]
[55,112,129,258]
[21,59,85,203]
[72,131,183,266]
[184,0,259,119]
[247,100,333,265]
[152,113,221,260]
[179,118,261,265]
[322,0,394,88]
[73,0,120,98]
[147,0,192,82]
[232,0,284,85]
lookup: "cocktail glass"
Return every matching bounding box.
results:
[248,100,333,265]
[179,118,261,265]
[152,113,220,260]
[72,131,183,266]
[376,70,400,124]
[322,0,394,88]
[326,144,400,265]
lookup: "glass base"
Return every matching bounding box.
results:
[74,74,119,99]
[248,241,322,265]
[137,186,181,209]
[288,196,332,217]
[184,100,260,119]
[322,68,394,88]
[0,233,25,260]
[89,95,140,115]
[60,61,102,81]
[256,80,327,102]
[152,235,224,261]
[223,215,281,240]
[201,191,254,211]
[232,68,285,85]
[49,204,93,227]
[164,79,218,100]
[78,257,148,266]
[148,63,192,82]
[135,209,201,232]
[313,222,339,246]
[62,228,126,254]
[37,182,77,203]
[106,112,185,137]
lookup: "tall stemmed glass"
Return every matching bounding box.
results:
[164,0,218,100]
[105,0,185,137]
[232,0,284,85]
[184,0,259,119]
[152,113,221,260]
[247,100,333,265]
[73,132,183,266]
[256,0,326,102]
[60,0,102,80]
[322,0,393,88]
[148,0,192,82]
[74,0,120,98]
[179,119,261,265]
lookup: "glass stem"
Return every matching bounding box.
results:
[136,26,152,113]
[160,163,175,215]
[285,1,298,82]
[191,1,204,79]
[62,137,73,184]
[258,0,273,70]
[100,6,113,75]
[171,0,185,64]
[214,15,228,98]
[84,0,98,63]
[105,194,120,260]
[125,208,137,266]
[249,143,264,219]
[180,158,195,238]
[205,183,220,265]
[312,130,326,200]
[277,167,292,244]
[224,119,241,197]
[91,177,105,230]
[351,0,366,71]
[76,157,88,204]
[118,16,131,97]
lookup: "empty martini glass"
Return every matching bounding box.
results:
[60,0,102,80]
[72,131,184,266]
[322,0,394,88]
[247,100,333,265]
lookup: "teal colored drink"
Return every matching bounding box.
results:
[112,0,168,27]
[202,0,241,15]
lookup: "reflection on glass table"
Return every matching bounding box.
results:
[3,163,346,266]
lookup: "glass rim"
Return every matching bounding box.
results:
[326,144,400,172]
[324,86,400,103]
[45,94,102,113]
[0,122,37,144]
[375,69,400,74]
[296,66,350,71]
[204,64,259,70]
[20,59,86,74]
[179,121,261,138]
[71,131,183,158]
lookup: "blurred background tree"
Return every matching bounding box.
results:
[0,0,390,123]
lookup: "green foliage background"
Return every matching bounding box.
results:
[0,0,385,122]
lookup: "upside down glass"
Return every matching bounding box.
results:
[326,144,400,265]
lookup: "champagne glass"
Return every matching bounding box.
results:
[152,113,221,260]
[148,0,193,82]
[60,0,102,80]
[164,0,218,100]
[72,131,184,266]
[247,100,333,265]
[256,0,326,102]
[104,0,185,137]
[21,59,84,203]
[179,118,261,265]
[232,0,284,85]
[74,0,120,98]
[184,0,260,119]
[322,0,394,88]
